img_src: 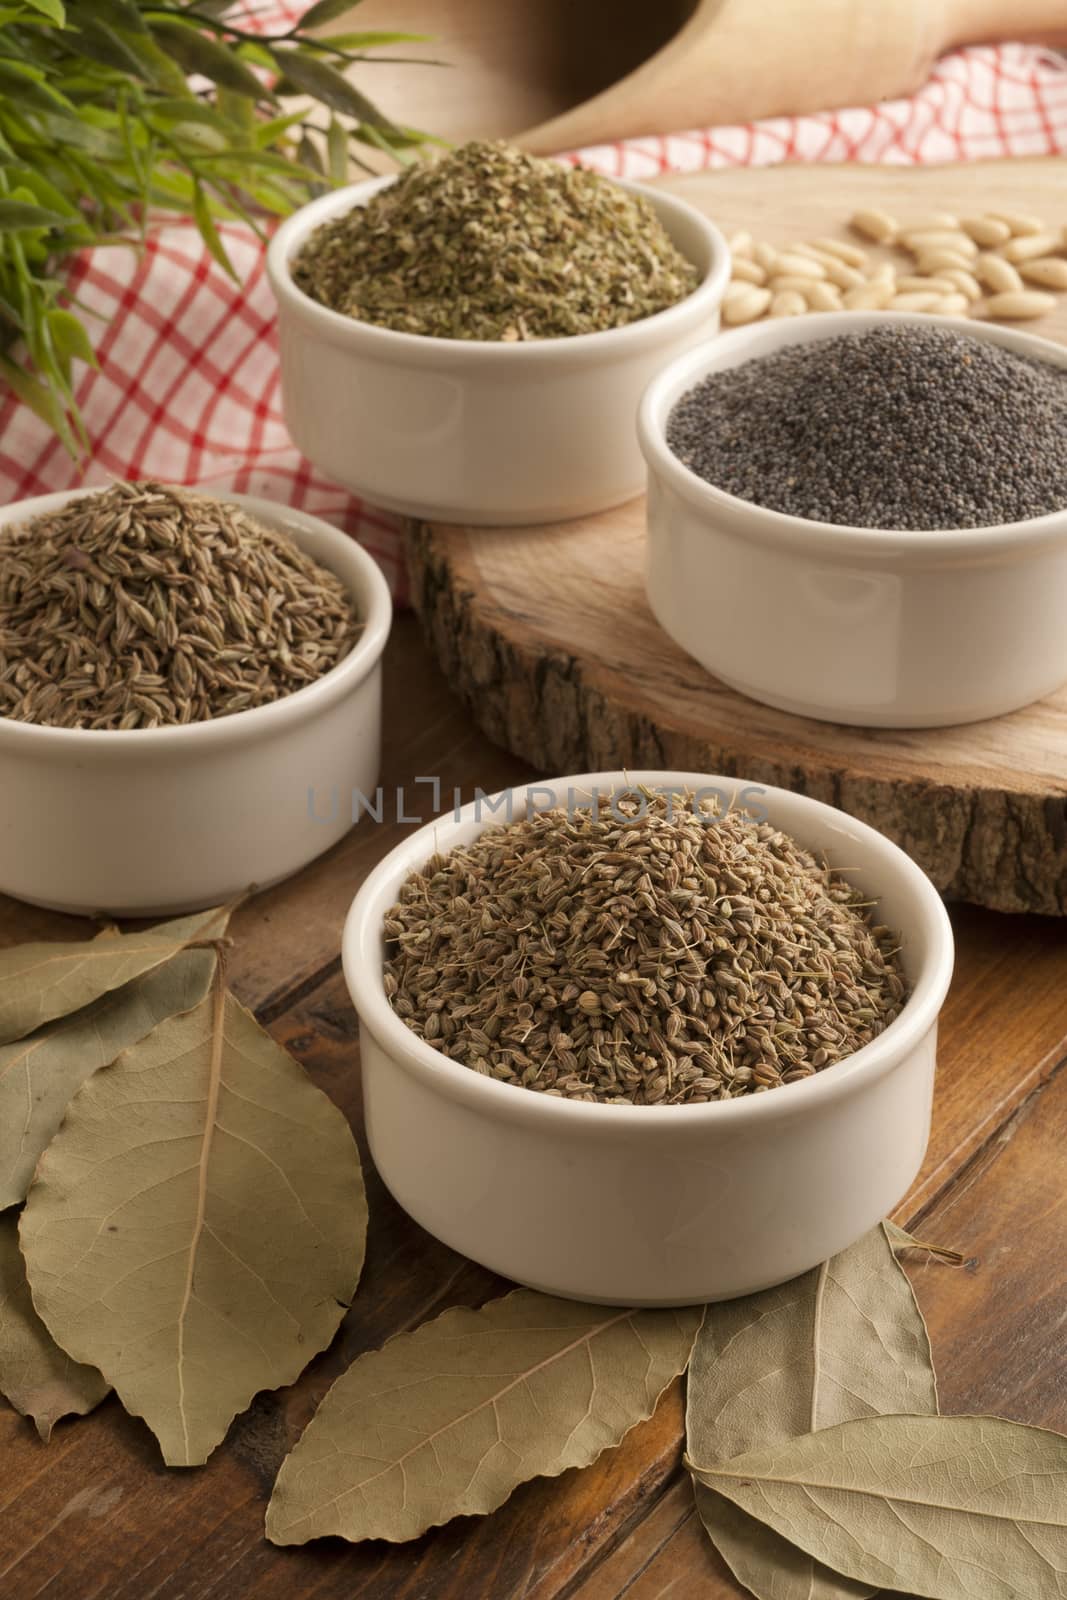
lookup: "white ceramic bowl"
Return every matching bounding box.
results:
[267,175,729,525]
[343,770,954,1306]
[639,311,1067,728]
[0,490,391,917]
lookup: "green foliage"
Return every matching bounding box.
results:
[0,0,433,452]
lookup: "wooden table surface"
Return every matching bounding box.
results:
[1,612,1064,1600]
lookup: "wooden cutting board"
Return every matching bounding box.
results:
[407,159,1067,917]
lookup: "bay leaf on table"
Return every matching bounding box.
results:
[0,1211,107,1441]
[687,1223,938,1600]
[689,1413,1067,1600]
[0,902,231,1046]
[19,983,366,1467]
[266,1288,703,1546]
[0,946,218,1208]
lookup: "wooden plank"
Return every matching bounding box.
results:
[566,1053,1067,1600]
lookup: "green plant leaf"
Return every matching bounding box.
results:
[192,180,237,276]
[45,307,96,370]
[0,945,218,1208]
[17,0,65,23]
[20,983,367,1468]
[686,1224,939,1600]
[320,31,432,49]
[299,0,372,29]
[266,1291,702,1545]
[149,20,265,99]
[0,1212,106,1441]
[326,115,347,185]
[688,1414,1067,1600]
[0,902,231,1045]
[268,46,397,131]
[0,198,68,231]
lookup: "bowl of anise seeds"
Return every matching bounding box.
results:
[0,482,391,916]
[342,769,953,1307]
[267,140,729,525]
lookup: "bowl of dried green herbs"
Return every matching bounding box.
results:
[342,770,953,1306]
[0,482,392,917]
[267,141,729,525]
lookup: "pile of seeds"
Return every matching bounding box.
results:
[0,481,361,729]
[724,206,1067,325]
[383,791,906,1106]
[292,139,699,341]
[666,322,1067,529]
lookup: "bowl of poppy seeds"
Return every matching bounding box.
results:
[343,770,954,1305]
[267,140,729,525]
[0,482,391,916]
[639,311,1067,728]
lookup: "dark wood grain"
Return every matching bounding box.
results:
[0,613,1064,1600]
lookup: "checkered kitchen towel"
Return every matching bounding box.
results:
[1,10,1066,599]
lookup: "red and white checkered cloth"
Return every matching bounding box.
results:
[2,30,1066,600]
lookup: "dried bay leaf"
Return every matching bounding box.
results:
[266,1289,703,1545]
[689,1413,1067,1600]
[20,983,366,1467]
[0,946,218,1207]
[0,1211,107,1440]
[687,1224,938,1600]
[0,902,231,1046]
[885,1219,966,1264]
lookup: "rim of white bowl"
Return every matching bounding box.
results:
[638,310,1067,557]
[343,771,955,1133]
[0,488,392,751]
[267,174,731,364]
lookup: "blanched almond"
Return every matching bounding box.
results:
[987,210,1046,236]
[850,208,898,243]
[976,253,1024,293]
[811,236,869,266]
[803,281,843,311]
[983,289,1057,319]
[889,291,943,311]
[722,286,772,324]
[932,293,970,316]
[916,249,976,275]
[939,267,982,301]
[731,257,767,285]
[754,242,780,272]
[900,230,978,259]
[772,252,827,279]
[843,281,895,309]
[959,216,1012,246]
[1000,231,1064,263]
[903,211,959,231]
[1019,257,1067,289]
[896,275,957,293]
[769,290,806,317]
[728,230,755,258]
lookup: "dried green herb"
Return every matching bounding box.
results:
[293,139,700,340]
[688,1413,1067,1600]
[686,1224,938,1600]
[0,481,361,729]
[20,978,367,1466]
[266,1289,702,1545]
[383,789,907,1104]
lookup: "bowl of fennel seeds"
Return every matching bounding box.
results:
[640,310,1067,729]
[342,770,953,1306]
[0,482,391,917]
[267,140,729,525]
